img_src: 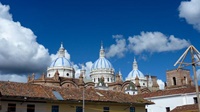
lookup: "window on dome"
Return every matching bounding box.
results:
[143,83,145,86]
[66,73,69,76]
[49,74,50,77]
[94,78,96,82]
[107,78,109,82]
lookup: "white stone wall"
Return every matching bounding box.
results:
[145,92,197,112]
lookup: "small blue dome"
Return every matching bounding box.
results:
[50,57,72,67]
[127,69,144,79]
[126,57,144,80]
[91,57,113,70]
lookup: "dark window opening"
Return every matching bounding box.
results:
[107,78,109,82]
[166,107,170,112]
[49,74,50,77]
[66,73,69,76]
[76,106,82,112]
[145,109,148,112]
[103,107,109,112]
[143,83,145,85]
[27,104,35,112]
[52,105,59,112]
[130,107,135,112]
[7,103,16,112]
[173,77,176,85]
[194,97,198,104]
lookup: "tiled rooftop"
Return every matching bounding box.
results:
[170,104,198,112]
[137,86,197,98]
[0,81,153,104]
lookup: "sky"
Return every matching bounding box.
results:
[0,0,200,88]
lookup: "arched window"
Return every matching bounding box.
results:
[66,73,69,76]
[173,77,176,85]
[184,76,187,84]
[107,78,109,82]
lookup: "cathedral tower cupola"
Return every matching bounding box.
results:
[58,43,65,57]
[100,42,105,58]
[133,57,138,70]
[47,43,75,78]
[90,42,115,84]
[126,57,148,88]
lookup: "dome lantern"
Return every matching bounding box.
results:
[58,43,65,58]
[99,42,105,58]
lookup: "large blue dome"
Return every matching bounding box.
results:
[91,57,113,70]
[50,57,73,67]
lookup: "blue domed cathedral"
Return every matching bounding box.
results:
[28,43,160,95]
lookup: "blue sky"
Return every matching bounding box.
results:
[0,0,200,85]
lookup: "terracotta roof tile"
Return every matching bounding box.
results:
[136,86,197,98]
[0,81,153,104]
[170,104,198,112]
[0,81,49,99]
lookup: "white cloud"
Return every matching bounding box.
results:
[157,79,165,90]
[0,74,27,82]
[74,61,93,79]
[179,0,200,31]
[128,32,190,54]
[0,3,12,20]
[112,34,123,39]
[0,3,51,74]
[196,69,200,80]
[106,35,127,58]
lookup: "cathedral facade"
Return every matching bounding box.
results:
[28,43,160,95]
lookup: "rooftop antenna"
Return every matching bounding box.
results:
[174,45,200,111]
